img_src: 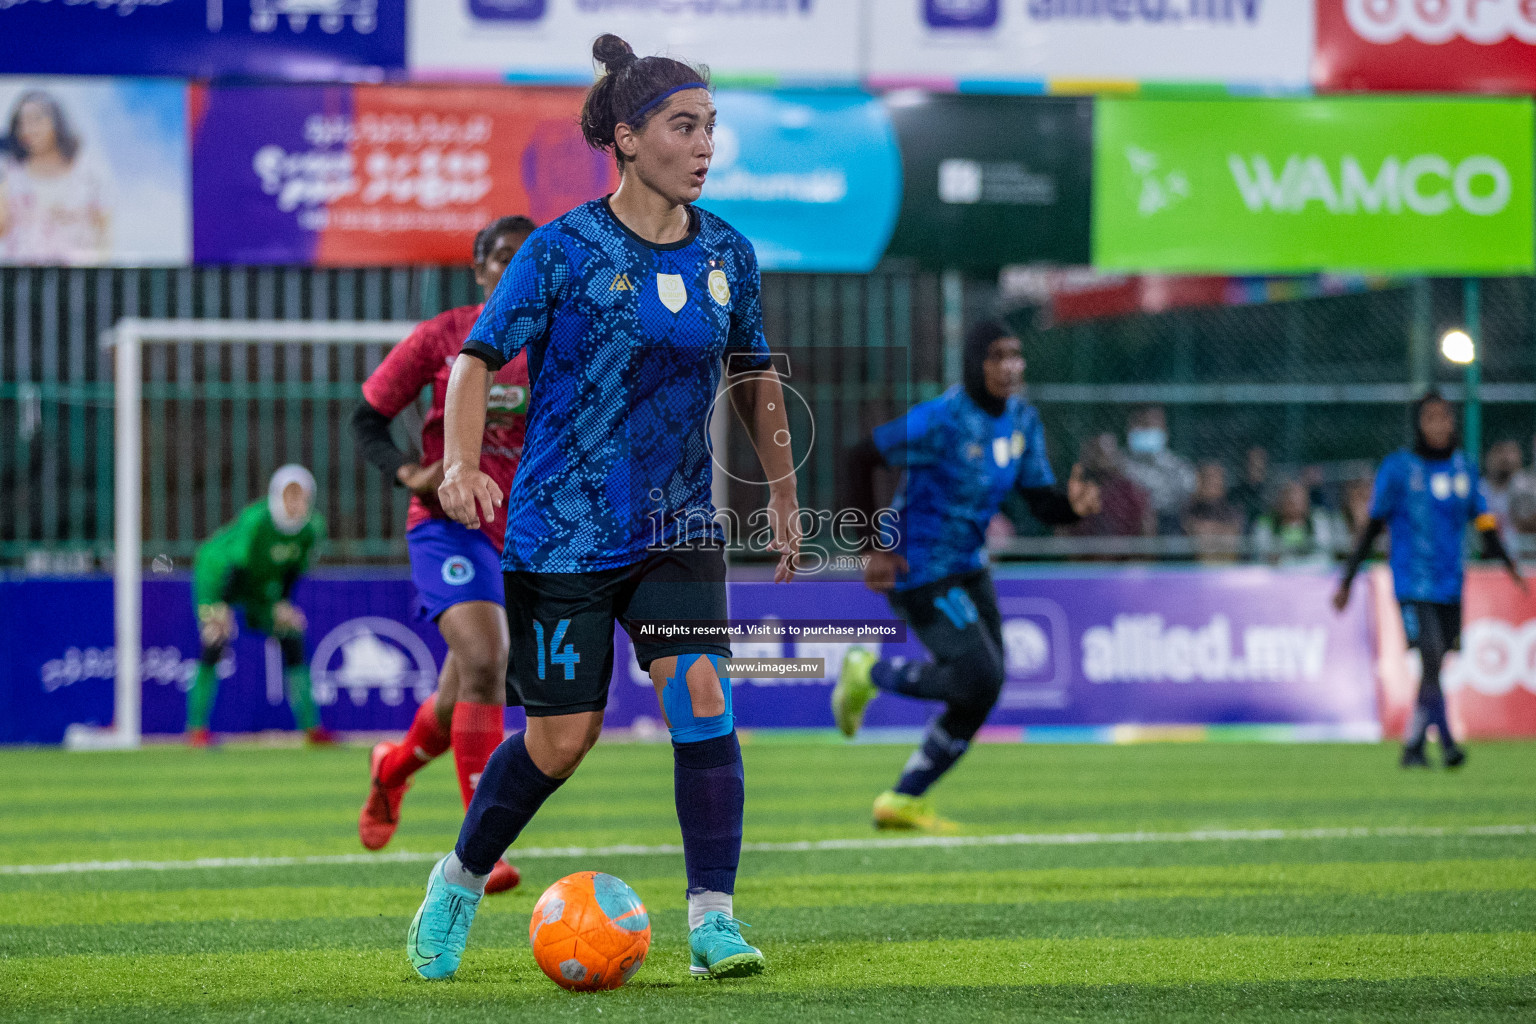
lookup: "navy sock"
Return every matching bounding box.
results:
[871,657,947,701]
[455,731,565,875]
[1424,694,1457,750]
[895,719,969,797]
[673,731,744,896]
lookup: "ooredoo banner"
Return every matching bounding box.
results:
[1372,567,1536,740]
[191,84,616,265]
[2,568,1378,744]
[867,0,1313,90]
[1315,0,1536,92]
[0,78,190,266]
[1093,97,1536,274]
[408,0,859,84]
[695,91,901,273]
[0,0,404,79]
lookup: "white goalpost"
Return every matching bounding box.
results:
[65,318,423,751]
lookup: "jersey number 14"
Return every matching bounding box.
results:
[534,619,581,681]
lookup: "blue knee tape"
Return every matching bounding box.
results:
[662,654,734,743]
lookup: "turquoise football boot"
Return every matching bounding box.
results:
[831,646,878,738]
[407,855,482,980]
[689,911,765,979]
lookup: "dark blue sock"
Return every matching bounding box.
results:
[895,718,969,797]
[455,731,565,875]
[1424,693,1457,750]
[872,657,946,701]
[673,731,744,895]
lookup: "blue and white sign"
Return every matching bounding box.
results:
[868,1,1312,91]
[697,90,901,273]
[0,0,405,79]
[409,0,857,83]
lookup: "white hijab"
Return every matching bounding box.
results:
[268,464,316,536]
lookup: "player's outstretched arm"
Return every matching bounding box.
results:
[1476,514,1527,591]
[727,370,799,582]
[1334,516,1387,611]
[437,354,501,531]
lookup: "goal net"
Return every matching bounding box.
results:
[66,318,422,750]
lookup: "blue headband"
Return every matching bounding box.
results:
[626,82,708,125]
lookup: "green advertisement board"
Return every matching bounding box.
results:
[1094,98,1535,275]
[885,95,1093,271]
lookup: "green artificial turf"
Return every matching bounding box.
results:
[1,740,1533,1022]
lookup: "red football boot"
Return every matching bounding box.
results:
[358,742,409,851]
[306,725,340,746]
[186,727,214,748]
[485,859,521,895]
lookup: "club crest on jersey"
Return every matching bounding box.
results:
[441,555,475,586]
[992,437,1012,468]
[708,269,731,306]
[610,273,634,292]
[657,273,687,313]
[1012,431,1025,457]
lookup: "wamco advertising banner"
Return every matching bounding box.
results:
[2,568,1377,744]
[1315,0,1536,93]
[696,90,901,273]
[1093,97,1535,274]
[0,0,404,79]
[409,0,859,83]
[885,94,1092,271]
[191,84,615,265]
[867,0,1313,90]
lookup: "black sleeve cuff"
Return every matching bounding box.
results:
[350,401,411,482]
[460,341,506,371]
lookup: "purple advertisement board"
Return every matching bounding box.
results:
[2,568,1376,745]
[0,1,404,80]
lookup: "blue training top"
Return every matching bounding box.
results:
[463,198,770,574]
[1369,447,1488,603]
[872,387,1055,591]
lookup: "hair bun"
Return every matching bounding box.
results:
[592,34,637,72]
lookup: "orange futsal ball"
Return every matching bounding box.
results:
[529,871,651,991]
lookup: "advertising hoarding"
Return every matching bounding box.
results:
[192,84,614,265]
[409,0,858,83]
[1094,97,1535,274]
[1315,0,1536,93]
[867,1,1313,90]
[0,0,404,79]
[0,78,189,266]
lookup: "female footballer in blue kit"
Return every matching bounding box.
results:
[406,35,800,982]
[1334,390,1522,768]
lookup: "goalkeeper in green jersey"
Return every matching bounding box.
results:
[186,465,335,747]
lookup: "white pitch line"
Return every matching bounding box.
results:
[2,823,1532,877]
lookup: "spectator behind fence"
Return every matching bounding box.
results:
[1183,461,1244,561]
[1341,476,1374,536]
[1230,445,1270,527]
[1061,433,1153,541]
[1505,435,1536,536]
[1251,478,1344,567]
[1121,405,1196,535]
[1483,440,1525,554]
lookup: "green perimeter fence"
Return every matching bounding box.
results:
[3,267,1535,566]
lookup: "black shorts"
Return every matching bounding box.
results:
[887,568,1002,662]
[1401,600,1462,652]
[503,546,732,716]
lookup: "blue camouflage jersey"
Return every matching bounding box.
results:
[873,387,1055,591]
[463,198,770,573]
[1369,447,1488,603]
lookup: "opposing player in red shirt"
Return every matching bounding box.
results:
[351,215,534,894]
